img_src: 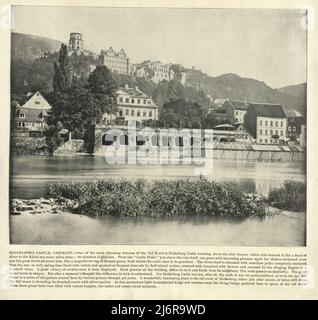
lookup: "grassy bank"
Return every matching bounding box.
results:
[11,137,49,155]
[268,180,306,212]
[46,179,267,217]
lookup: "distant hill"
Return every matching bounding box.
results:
[185,70,306,115]
[11,32,63,61]
[278,82,306,98]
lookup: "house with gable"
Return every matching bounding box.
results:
[244,102,287,144]
[14,91,51,137]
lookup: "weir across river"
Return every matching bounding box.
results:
[92,125,305,162]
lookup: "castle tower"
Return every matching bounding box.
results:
[68,32,83,55]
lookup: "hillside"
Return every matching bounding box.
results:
[11,32,306,115]
[11,32,63,61]
[185,70,306,115]
[278,83,306,98]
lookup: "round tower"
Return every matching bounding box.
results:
[68,32,83,55]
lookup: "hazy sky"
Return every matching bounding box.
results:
[12,6,307,88]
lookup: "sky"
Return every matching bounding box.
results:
[12,6,307,88]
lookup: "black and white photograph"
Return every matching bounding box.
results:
[9,6,307,246]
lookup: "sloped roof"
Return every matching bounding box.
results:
[249,103,286,118]
[229,100,249,110]
[21,91,51,110]
[117,86,149,99]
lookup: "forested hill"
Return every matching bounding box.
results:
[185,70,306,115]
[11,32,63,61]
[11,32,306,115]
[278,83,307,99]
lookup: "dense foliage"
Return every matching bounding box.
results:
[160,99,205,129]
[46,178,266,217]
[268,181,306,211]
[44,45,118,154]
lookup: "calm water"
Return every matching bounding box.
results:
[9,155,306,246]
[10,211,305,246]
[10,155,306,198]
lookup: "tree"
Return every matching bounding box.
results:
[53,44,71,93]
[45,65,118,153]
[201,112,231,129]
[87,65,118,117]
[160,99,204,129]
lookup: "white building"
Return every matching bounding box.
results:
[244,103,287,144]
[148,61,173,83]
[14,91,51,137]
[216,99,249,125]
[100,47,129,75]
[101,85,159,125]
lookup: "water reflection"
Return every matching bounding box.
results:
[10,155,305,199]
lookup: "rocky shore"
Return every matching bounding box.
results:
[10,198,79,215]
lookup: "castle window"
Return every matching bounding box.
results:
[270,130,273,135]
[293,126,296,132]
[35,101,40,105]
[265,129,268,135]
[125,109,129,115]
[137,99,140,104]
[275,121,278,127]
[281,130,284,136]
[143,111,147,117]
[260,129,262,135]
[131,99,134,104]
[119,97,123,103]
[149,111,152,117]
[260,120,262,126]
[270,121,273,126]
[288,126,291,131]
[131,109,135,116]
[265,121,268,126]
[125,98,129,103]
[137,111,140,117]
[281,121,283,127]
[19,113,25,118]
[143,100,146,104]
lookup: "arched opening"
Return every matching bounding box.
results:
[136,135,146,146]
[120,134,129,145]
[151,135,159,147]
[102,133,115,146]
[160,135,170,147]
[174,136,183,147]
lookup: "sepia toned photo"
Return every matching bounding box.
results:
[9,6,307,247]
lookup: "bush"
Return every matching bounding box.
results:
[268,180,306,211]
[46,178,266,217]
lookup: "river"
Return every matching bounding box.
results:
[9,155,306,246]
